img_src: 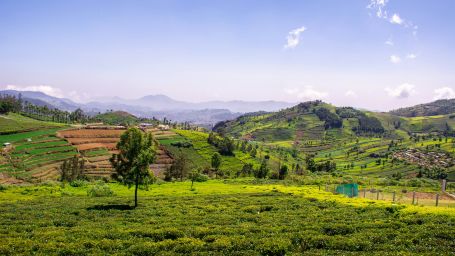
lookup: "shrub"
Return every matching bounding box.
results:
[0,184,7,191]
[70,179,88,187]
[87,181,115,197]
[194,174,209,182]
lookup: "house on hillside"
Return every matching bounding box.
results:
[139,123,154,128]
[157,124,170,130]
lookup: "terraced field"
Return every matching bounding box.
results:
[143,128,177,177]
[0,128,78,181]
[57,128,126,177]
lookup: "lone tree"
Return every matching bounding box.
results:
[167,149,190,181]
[110,127,156,208]
[211,152,222,177]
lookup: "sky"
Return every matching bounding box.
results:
[1,0,455,111]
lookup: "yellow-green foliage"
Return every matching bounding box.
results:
[0,180,454,255]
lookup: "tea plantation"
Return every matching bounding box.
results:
[0,180,454,255]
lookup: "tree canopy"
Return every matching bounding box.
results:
[110,127,156,207]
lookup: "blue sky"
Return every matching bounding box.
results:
[1,0,455,110]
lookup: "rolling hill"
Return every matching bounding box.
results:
[213,100,455,180]
[390,98,455,117]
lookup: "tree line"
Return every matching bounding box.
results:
[0,93,94,123]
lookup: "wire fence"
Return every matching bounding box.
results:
[324,185,455,208]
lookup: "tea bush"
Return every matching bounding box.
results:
[87,181,115,197]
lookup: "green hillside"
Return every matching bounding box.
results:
[0,113,65,134]
[214,101,455,181]
[94,111,139,125]
[390,98,455,117]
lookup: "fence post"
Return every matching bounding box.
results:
[325,184,328,192]
[436,194,439,207]
[376,190,380,200]
[392,191,396,202]
[351,187,354,198]
[412,191,416,205]
[363,188,366,198]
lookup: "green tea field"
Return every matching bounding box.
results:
[0,180,454,255]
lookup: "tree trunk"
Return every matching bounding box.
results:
[134,176,139,208]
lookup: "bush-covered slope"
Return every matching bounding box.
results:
[390,99,455,117]
[94,111,139,125]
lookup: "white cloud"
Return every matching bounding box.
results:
[406,53,417,59]
[345,90,357,98]
[3,85,91,103]
[297,86,328,100]
[367,0,389,19]
[385,38,394,46]
[390,55,401,64]
[284,88,299,95]
[368,1,417,37]
[5,85,64,98]
[284,26,306,49]
[68,91,91,103]
[285,86,328,100]
[389,13,403,25]
[385,83,416,99]
[433,87,455,100]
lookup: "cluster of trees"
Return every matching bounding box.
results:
[236,160,291,180]
[314,107,342,129]
[305,155,337,173]
[164,150,213,181]
[0,93,95,123]
[207,132,235,156]
[417,167,448,180]
[336,107,363,119]
[354,114,385,134]
[23,104,92,123]
[60,155,85,182]
[0,94,22,114]
[237,140,257,158]
[165,150,191,181]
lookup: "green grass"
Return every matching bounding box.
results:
[0,113,65,135]
[0,180,454,255]
[173,130,260,175]
[0,128,63,144]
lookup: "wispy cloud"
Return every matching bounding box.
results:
[3,84,90,103]
[389,13,403,25]
[285,86,328,100]
[406,53,417,59]
[5,85,64,98]
[284,26,306,49]
[385,83,416,99]
[367,1,418,35]
[345,90,357,98]
[385,38,394,46]
[390,55,401,64]
[433,87,455,100]
[367,0,389,19]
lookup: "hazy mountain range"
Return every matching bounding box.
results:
[0,90,295,125]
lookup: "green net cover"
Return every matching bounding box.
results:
[336,183,359,198]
